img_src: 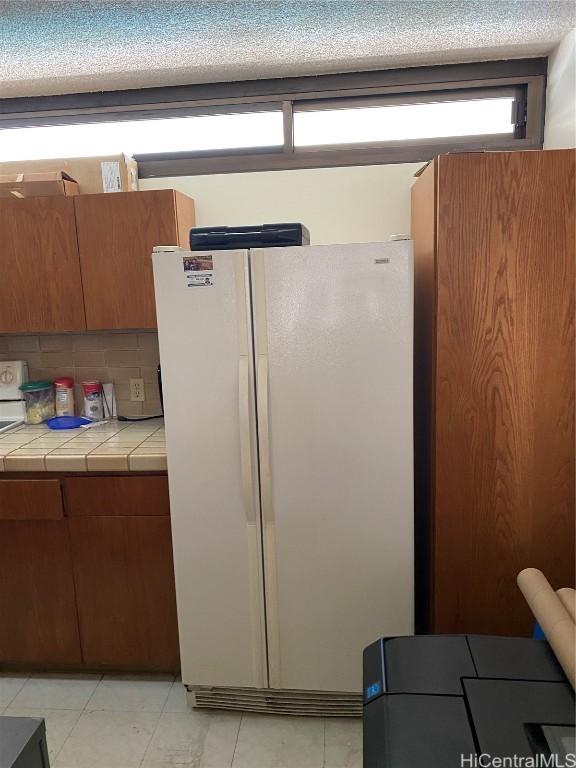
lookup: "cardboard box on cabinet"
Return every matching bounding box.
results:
[0,171,80,198]
[0,154,139,194]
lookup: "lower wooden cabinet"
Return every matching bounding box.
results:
[0,474,179,672]
[0,479,81,665]
[0,520,82,665]
[68,515,180,671]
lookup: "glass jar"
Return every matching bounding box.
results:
[19,381,55,424]
[54,376,75,417]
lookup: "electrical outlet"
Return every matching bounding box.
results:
[129,378,145,402]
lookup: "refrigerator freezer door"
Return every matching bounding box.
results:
[252,242,414,693]
[152,248,267,689]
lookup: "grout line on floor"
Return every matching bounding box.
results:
[322,717,327,768]
[158,677,175,715]
[42,673,102,766]
[157,673,174,713]
[230,712,243,767]
[1,672,30,710]
[80,673,103,713]
[137,702,166,768]
[51,708,84,764]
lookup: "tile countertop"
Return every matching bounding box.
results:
[0,419,166,473]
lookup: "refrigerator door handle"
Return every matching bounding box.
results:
[256,351,282,686]
[239,355,256,523]
[257,355,274,523]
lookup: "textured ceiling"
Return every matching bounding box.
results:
[0,1,574,99]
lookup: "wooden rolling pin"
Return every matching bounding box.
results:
[517,568,575,689]
[557,588,576,623]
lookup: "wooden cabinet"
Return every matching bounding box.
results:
[64,475,169,517]
[64,475,179,671]
[0,473,179,671]
[68,515,179,671]
[412,150,575,636]
[0,480,82,665]
[0,197,86,332]
[0,478,64,520]
[74,190,195,329]
[0,189,194,333]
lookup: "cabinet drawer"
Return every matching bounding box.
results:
[63,475,169,517]
[0,480,64,520]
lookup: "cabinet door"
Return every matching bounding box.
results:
[431,150,575,636]
[0,197,86,332]
[68,514,180,671]
[0,477,81,664]
[75,190,195,329]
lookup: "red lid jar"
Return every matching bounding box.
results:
[81,380,104,421]
[81,380,103,395]
[54,376,75,417]
[54,376,74,389]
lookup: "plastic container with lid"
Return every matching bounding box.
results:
[54,376,75,417]
[19,381,55,424]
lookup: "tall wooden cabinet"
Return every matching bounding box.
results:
[412,150,575,637]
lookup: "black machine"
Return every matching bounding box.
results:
[363,634,575,767]
[0,716,49,768]
[189,223,310,251]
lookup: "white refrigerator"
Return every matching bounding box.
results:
[153,241,414,715]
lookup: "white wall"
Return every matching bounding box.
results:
[140,163,421,245]
[544,28,576,149]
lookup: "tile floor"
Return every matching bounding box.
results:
[0,673,362,768]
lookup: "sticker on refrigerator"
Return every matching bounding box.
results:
[183,254,214,287]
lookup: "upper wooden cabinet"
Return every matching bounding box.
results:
[0,189,195,333]
[0,196,86,332]
[75,190,195,329]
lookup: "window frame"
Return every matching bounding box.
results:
[0,58,546,176]
[291,86,523,151]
